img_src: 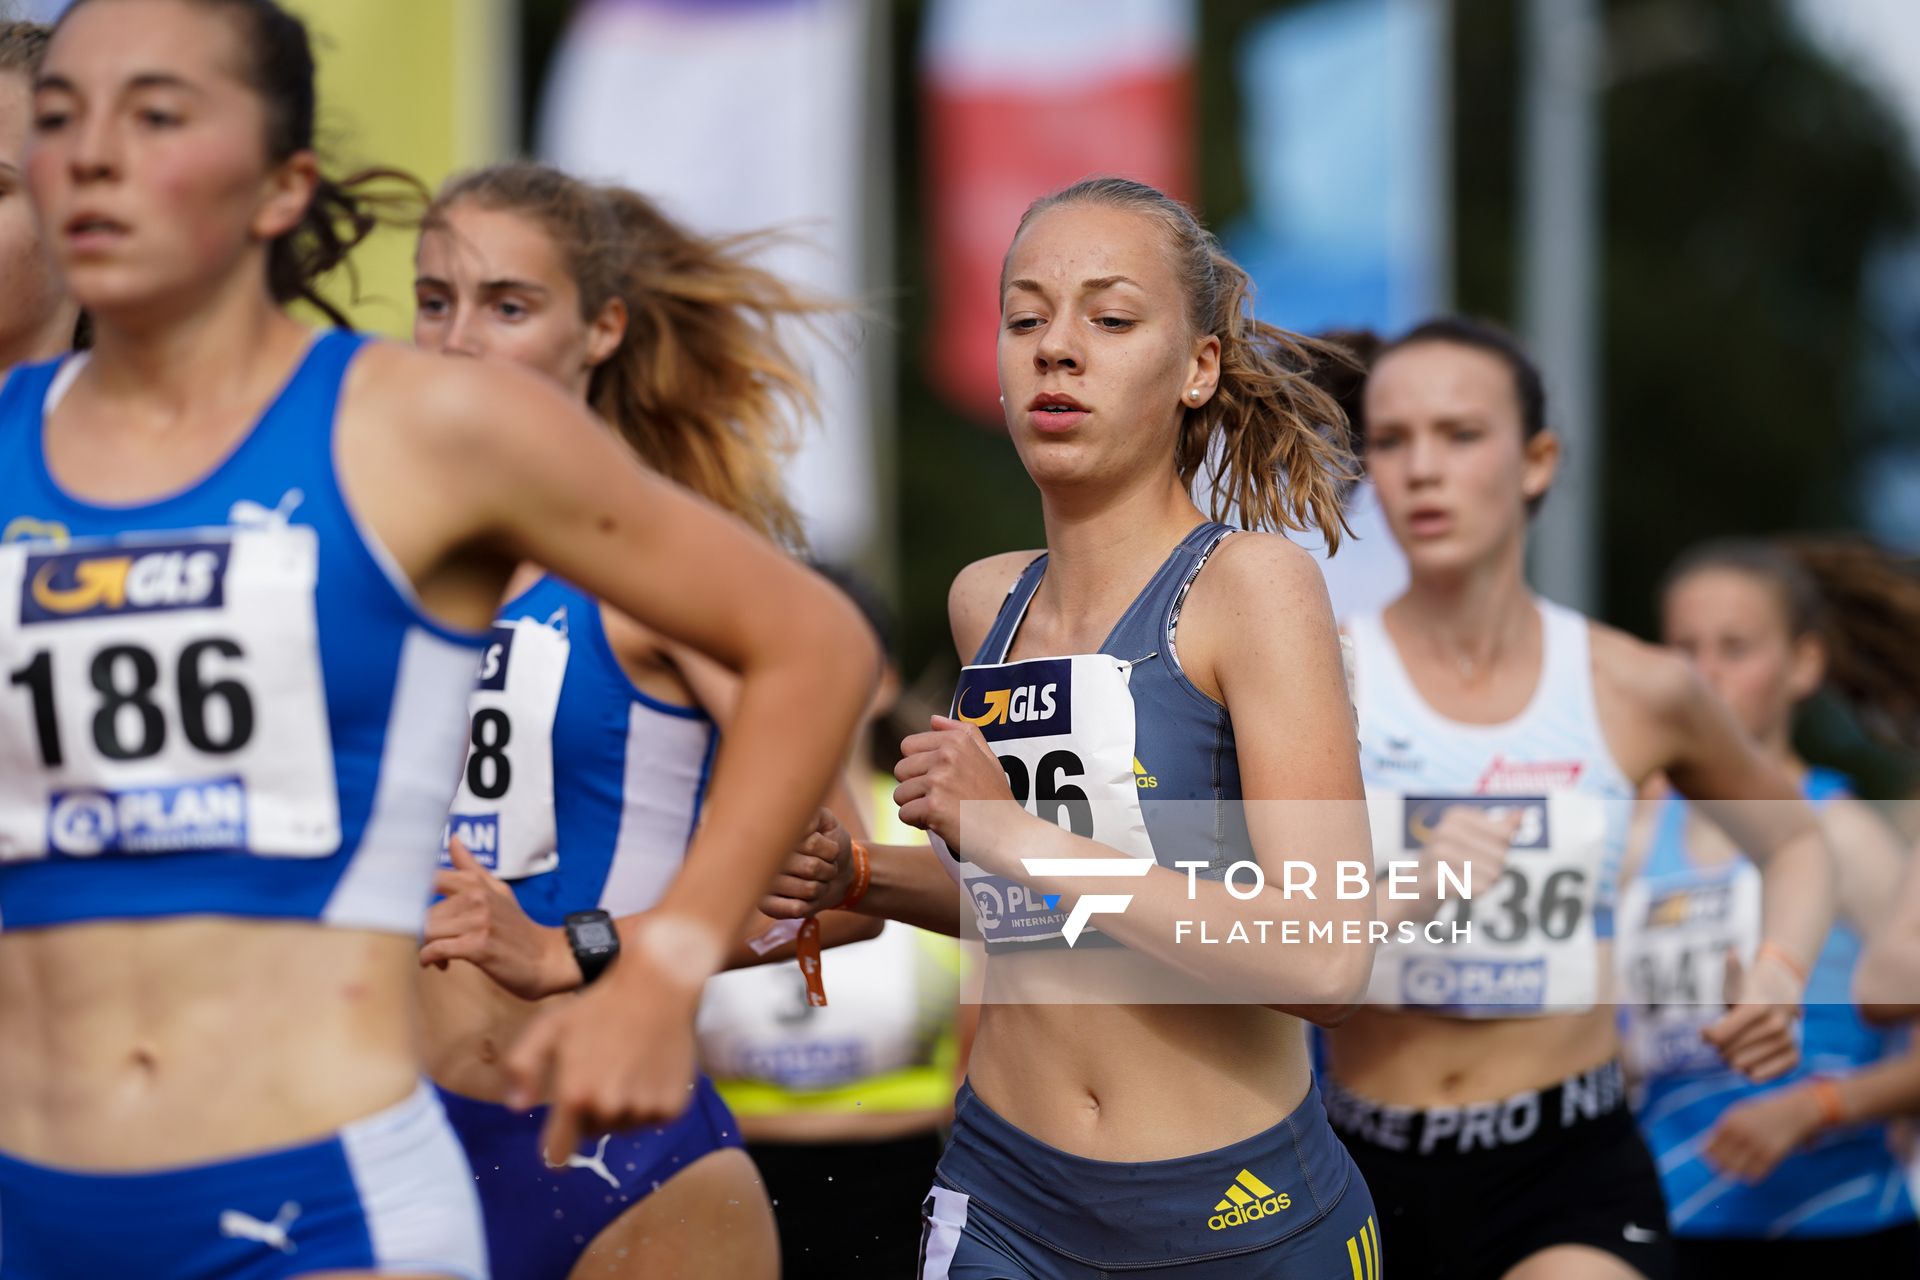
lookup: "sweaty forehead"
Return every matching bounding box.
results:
[1003,203,1177,295]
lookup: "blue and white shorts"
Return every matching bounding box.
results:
[0,1082,487,1279]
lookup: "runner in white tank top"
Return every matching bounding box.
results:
[1323,318,1834,1280]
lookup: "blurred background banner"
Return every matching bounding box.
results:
[1223,0,1451,619]
[285,0,518,336]
[1226,0,1448,339]
[920,0,1196,423]
[537,0,879,562]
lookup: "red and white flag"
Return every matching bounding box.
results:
[921,0,1196,422]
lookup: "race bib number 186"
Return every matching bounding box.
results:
[0,528,339,861]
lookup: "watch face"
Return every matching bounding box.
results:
[574,920,616,950]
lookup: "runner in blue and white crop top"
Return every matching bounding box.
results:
[429,569,745,1280]
[441,572,716,925]
[1622,768,1918,1242]
[0,333,487,932]
[0,333,491,1280]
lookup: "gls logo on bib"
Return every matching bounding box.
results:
[21,542,230,624]
[955,657,1071,743]
[1403,794,1550,851]
[476,625,515,691]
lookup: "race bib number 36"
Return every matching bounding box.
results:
[0,528,339,861]
[1365,790,1609,1015]
[933,653,1153,948]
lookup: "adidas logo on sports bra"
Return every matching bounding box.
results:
[1206,1168,1290,1231]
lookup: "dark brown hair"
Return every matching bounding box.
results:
[54,0,421,327]
[1664,537,1920,751]
[1005,177,1358,548]
[426,162,839,546]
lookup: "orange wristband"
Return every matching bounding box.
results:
[795,918,827,1008]
[790,841,872,1010]
[1758,940,1809,986]
[1807,1077,1846,1129]
[843,839,872,912]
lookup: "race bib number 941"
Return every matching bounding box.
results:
[0,528,339,860]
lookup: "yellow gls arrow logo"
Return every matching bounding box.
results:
[957,682,1058,728]
[960,689,1011,726]
[32,557,132,613]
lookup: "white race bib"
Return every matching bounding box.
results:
[932,653,1153,948]
[1616,862,1761,1077]
[442,613,569,880]
[0,528,338,860]
[1364,790,1611,1015]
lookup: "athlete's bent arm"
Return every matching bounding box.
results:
[1629,640,1834,1080]
[1857,840,1920,1022]
[667,647,887,965]
[896,537,1375,1011]
[381,348,878,1156]
[761,820,968,936]
[1703,1040,1920,1180]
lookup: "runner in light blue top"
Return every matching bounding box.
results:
[1619,539,1920,1277]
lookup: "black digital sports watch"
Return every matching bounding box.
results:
[564,909,621,986]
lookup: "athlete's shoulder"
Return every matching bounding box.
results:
[1198,529,1324,593]
[346,340,566,442]
[1587,619,1702,726]
[1185,531,1333,629]
[948,550,1042,661]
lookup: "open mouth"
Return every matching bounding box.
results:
[1028,393,1089,415]
[65,214,129,240]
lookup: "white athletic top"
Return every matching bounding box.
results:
[1347,599,1635,1017]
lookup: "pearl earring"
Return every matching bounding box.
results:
[1188,389,1201,400]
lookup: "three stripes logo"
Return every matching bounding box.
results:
[1205,1168,1291,1231]
[1346,1214,1383,1279]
